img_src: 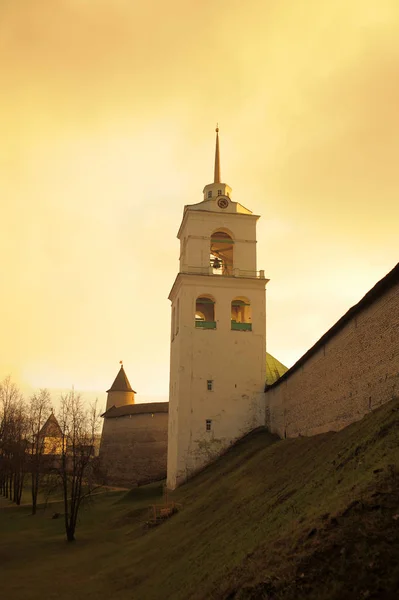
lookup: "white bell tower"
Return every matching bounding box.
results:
[167,128,268,489]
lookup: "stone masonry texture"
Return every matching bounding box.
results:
[265,268,399,438]
[99,412,168,486]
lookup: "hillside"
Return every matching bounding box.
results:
[1,397,399,599]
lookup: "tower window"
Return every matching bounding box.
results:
[195,296,216,329]
[207,191,212,198]
[207,380,213,391]
[206,419,212,431]
[231,297,252,331]
[217,189,222,196]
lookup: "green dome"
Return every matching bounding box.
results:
[266,352,288,386]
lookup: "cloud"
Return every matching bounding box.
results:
[0,0,398,397]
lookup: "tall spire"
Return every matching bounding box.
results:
[202,124,232,202]
[214,125,221,184]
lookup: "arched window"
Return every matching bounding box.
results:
[195,296,216,329]
[231,297,252,331]
[210,230,234,275]
[176,298,180,335]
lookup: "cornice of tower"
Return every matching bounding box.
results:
[168,271,269,302]
[177,208,259,240]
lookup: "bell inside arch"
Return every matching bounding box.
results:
[210,231,234,275]
[212,257,222,270]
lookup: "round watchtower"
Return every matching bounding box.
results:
[100,363,169,486]
[105,363,136,411]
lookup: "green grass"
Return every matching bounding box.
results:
[1,398,399,599]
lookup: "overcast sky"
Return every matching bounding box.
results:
[1,0,398,409]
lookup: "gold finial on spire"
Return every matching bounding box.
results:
[214,124,221,183]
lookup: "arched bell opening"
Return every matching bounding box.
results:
[210,230,234,275]
[231,297,252,331]
[195,296,216,329]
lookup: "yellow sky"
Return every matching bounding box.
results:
[1,0,398,408]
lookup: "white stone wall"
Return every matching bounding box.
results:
[167,273,266,488]
[99,412,168,486]
[265,281,399,438]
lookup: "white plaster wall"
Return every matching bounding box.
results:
[167,273,266,488]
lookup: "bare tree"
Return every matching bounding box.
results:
[56,390,101,542]
[27,389,52,515]
[0,376,27,504]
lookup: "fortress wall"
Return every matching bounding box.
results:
[99,412,168,486]
[266,270,399,438]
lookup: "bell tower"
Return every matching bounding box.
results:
[167,128,268,489]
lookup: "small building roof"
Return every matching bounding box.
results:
[266,352,288,386]
[107,365,136,393]
[39,413,62,438]
[102,402,169,419]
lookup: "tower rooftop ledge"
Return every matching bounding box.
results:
[181,266,267,279]
[177,207,259,239]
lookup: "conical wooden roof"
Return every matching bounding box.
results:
[107,365,136,393]
[39,413,62,438]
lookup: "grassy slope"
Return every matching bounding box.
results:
[1,398,399,600]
